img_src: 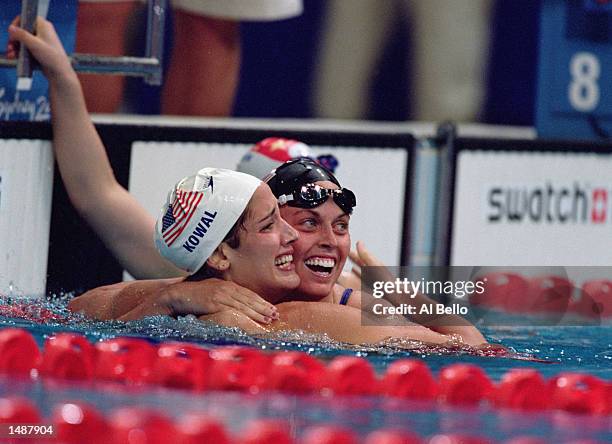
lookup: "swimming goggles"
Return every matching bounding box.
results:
[277,183,356,214]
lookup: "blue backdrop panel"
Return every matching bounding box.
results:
[0,0,77,121]
[537,0,612,139]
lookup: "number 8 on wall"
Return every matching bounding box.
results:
[536,1,612,139]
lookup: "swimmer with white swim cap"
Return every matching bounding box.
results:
[152,167,300,303]
[71,167,468,346]
[8,18,488,347]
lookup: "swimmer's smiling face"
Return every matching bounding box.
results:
[221,184,300,303]
[280,180,351,300]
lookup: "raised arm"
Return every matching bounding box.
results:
[7,17,180,279]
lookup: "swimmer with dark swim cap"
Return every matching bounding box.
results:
[266,157,355,214]
[71,167,462,345]
[261,157,488,346]
[8,18,487,346]
[66,157,486,346]
[263,157,357,304]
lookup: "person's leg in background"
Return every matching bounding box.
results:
[76,0,139,113]
[405,0,493,121]
[313,0,397,119]
[162,0,302,116]
[161,11,240,116]
[76,0,302,116]
[312,0,493,122]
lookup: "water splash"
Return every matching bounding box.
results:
[0,295,610,378]
[0,295,530,359]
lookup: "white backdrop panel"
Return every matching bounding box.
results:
[451,150,612,266]
[129,141,408,270]
[0,139,54,297]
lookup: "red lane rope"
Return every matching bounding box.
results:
[0,328,609,417]
[0,397,606,444]
[475,273,612,318]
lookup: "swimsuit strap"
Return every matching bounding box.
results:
[339,288,353,305]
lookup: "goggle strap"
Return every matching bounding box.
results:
[278,194,294,206]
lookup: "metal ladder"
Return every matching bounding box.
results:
[0,0,166,89]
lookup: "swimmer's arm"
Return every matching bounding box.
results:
[68,278,183,320]
[123,279,279,323]
[346,241,487,346]
[8,18,180,279]
[185,301,450,345]
[385,291,487,346]
[68,282,128,320]
[330,288,468,344]
[199,311,270,335]
[70,277,278,323]
[273,301,451,345]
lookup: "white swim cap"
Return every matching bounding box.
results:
[237,137,312,179]
[154,168,261,274]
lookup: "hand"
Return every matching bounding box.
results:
[338,240,369,290]
[160,278,279,324]
[434,324,488,348]
[346,243,489,348]
[7,16,74,82]
[475,342,508,356]
[350,240,384,268]
[338,240,392,291]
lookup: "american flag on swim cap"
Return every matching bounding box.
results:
[154,167,262,275]
[161,205,176,233]
[161,189,203,246]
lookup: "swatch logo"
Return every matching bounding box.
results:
[487,182,611,224]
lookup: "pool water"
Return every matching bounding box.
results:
[0,296,610,441]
